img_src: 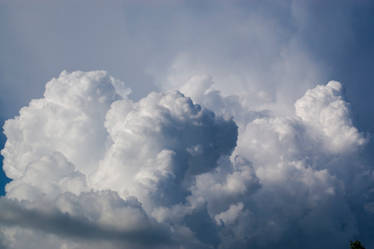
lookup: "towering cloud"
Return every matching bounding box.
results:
[0,71,373,249]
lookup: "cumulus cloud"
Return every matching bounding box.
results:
[94,88,237,208]
[0,70,373,249]
[0,194,171,248]
[0,71,238,248]
[295,81,366,153]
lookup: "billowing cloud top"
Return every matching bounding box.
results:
[0,71,373,249]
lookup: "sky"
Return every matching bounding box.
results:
[0,0,374,249]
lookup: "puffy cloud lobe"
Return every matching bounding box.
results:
[295,81,367,153]
[179,75,269,127]
[5,152,87,201]
[1,71,373,249]
[2,71,128,182]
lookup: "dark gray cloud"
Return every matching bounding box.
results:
[0,198,174,249]
[0,197,171,246]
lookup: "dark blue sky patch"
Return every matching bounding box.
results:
[0,119,11,196]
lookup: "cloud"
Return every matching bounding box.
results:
[0,71,239,249]
[295,81,366,153]
[0,70,373,249]
[0,195,172,248]
[1,1,374,248]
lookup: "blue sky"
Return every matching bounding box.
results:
[0,122,10,195]
[0,1,374,249]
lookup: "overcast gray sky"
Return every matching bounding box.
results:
[1,0,373,127]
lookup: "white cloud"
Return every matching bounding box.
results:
[1,70,373,249]
[1,71,238,249]
[295,81,366,153]
[0,0,373,248]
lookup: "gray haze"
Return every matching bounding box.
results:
[1,0,373,128]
